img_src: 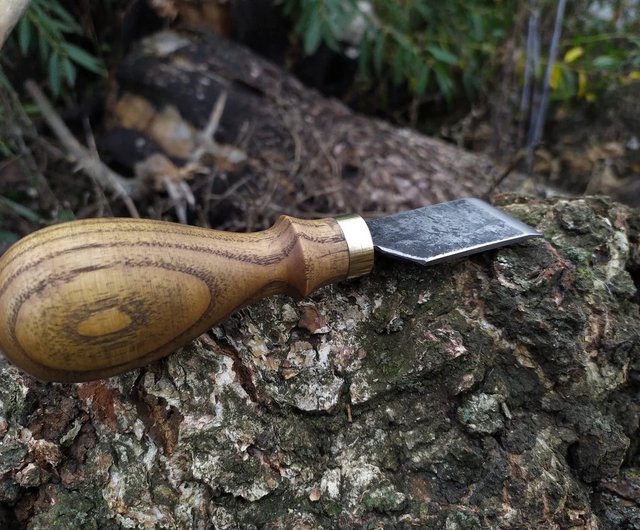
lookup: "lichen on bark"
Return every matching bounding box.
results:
[0,195,639,528]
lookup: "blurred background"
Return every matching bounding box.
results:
[1,0,639,248]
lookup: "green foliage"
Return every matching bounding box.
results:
[548,36,640,102]
[538,1,640,103]
[0,230,20,244]
[0,196,41,222]
[285,0,358,54]
[7,0,105,97]
[281,0,517,104]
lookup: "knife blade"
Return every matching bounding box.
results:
[366,198,541,266]
[0,198,541,382]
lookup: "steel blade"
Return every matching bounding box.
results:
[366,198,542,266]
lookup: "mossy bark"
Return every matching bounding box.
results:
[0,195,639,528]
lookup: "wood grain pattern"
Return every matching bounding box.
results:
[0,216,350,382]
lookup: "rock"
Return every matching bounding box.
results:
[0,195,639,528]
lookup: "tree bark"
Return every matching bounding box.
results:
[2,25,639,530]
[0,194,639,528]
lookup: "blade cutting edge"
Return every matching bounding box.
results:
[365,198,542,266]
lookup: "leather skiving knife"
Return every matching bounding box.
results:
[0,198,541,382]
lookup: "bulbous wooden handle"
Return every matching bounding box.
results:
[0,216,372,382]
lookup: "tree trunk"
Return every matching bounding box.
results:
[0,194,639,528]
[99,30,514,229]
[2,25,639,530]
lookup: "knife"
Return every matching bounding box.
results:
[0,198,541,382]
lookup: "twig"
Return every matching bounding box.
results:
[527,0,567,171]
[278,106,304,177]
[486,149,527,196]
[185,90,228,168]
[310,127,340,180]
[163,177,188,224]
[202,91,227,146]
[206,174,251,203]
[25,80,142,217]
[518,0,540,148]
[83,116,112,217]
[0,72,59,209]
[164,91,228,223]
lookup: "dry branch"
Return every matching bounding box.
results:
[25,80,142,218]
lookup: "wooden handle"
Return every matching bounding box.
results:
[0,216,373,382]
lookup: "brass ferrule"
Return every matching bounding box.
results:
[335,214,374,279]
